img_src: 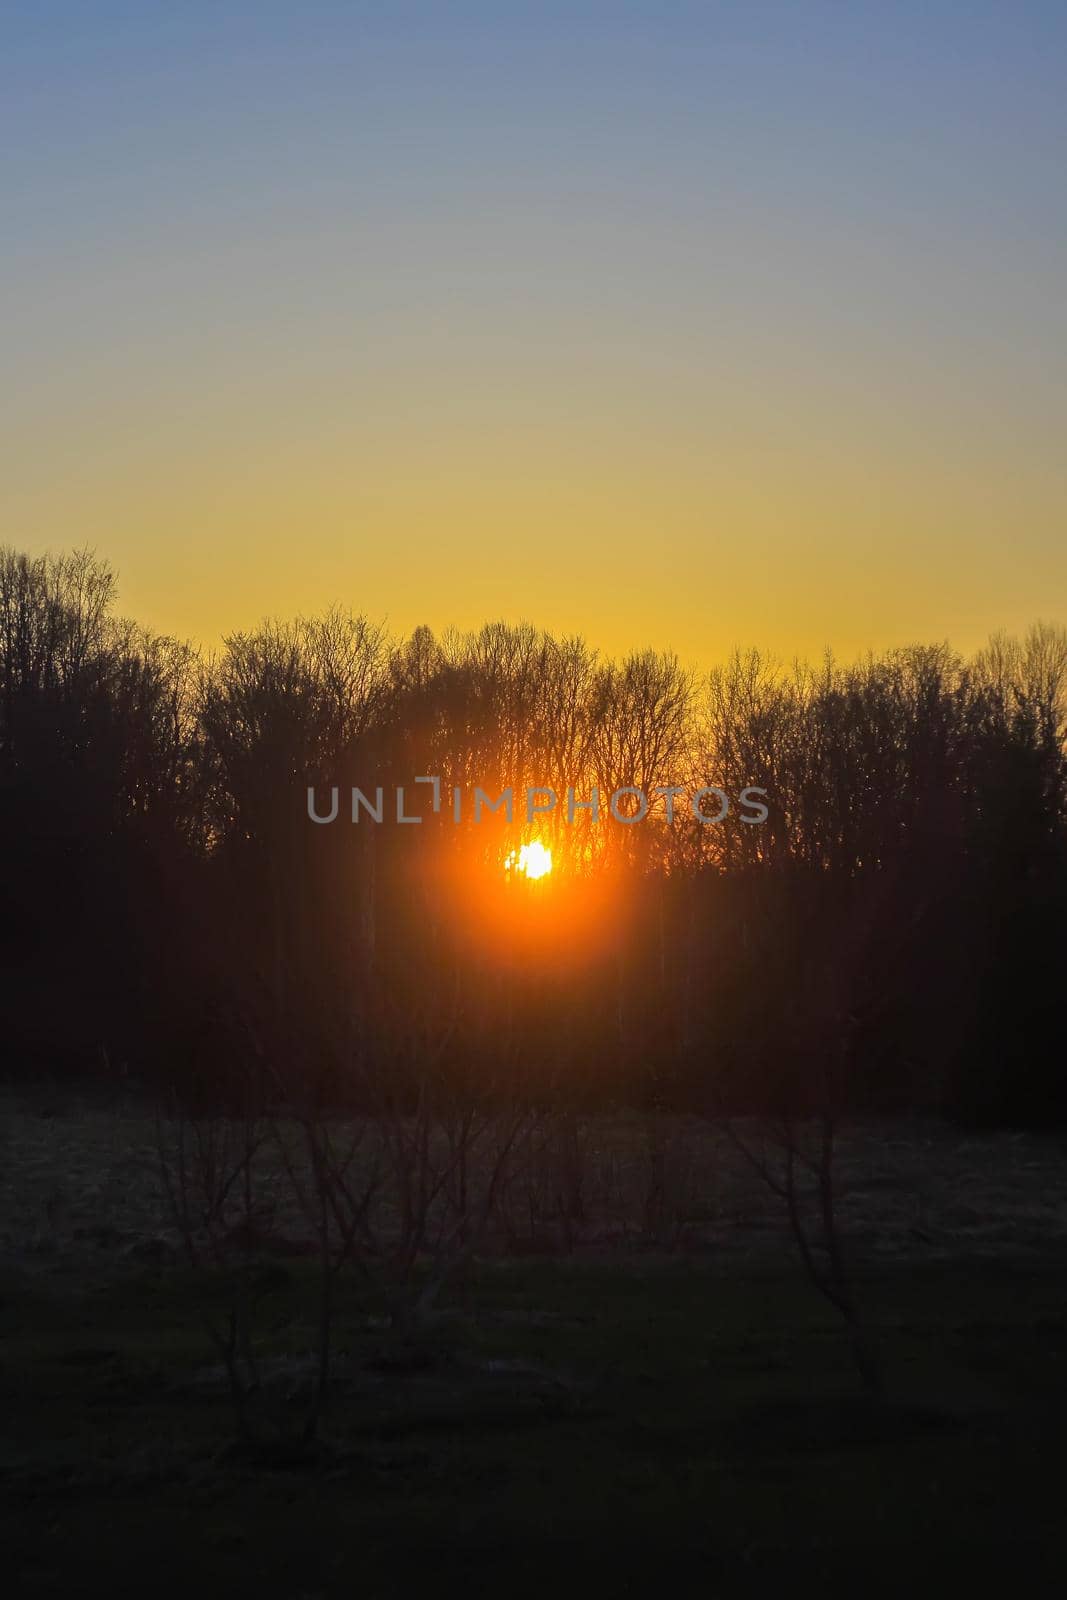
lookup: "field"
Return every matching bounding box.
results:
[3,1090,1066,1594]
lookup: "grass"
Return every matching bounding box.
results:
[2,1252,1065,1594]
[4,1092,1066,1590]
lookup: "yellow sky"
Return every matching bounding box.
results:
[4,5,1065,667]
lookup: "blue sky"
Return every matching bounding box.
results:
[3,1,1065,659]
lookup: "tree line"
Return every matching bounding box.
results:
[2,544,1065,1123]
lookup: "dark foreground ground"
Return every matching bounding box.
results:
[3,1098,1066,1594]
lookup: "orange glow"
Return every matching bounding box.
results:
[505,840,553,881]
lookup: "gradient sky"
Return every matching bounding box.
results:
[3,1,1065,666]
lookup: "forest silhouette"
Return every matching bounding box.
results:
[2,544,1065,1127]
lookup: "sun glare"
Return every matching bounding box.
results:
[505,840,553,881]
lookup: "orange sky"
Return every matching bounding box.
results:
[4,4,1064,667]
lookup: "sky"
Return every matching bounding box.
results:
[2,1,1065,667]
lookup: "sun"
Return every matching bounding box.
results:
[504,840,553,880]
